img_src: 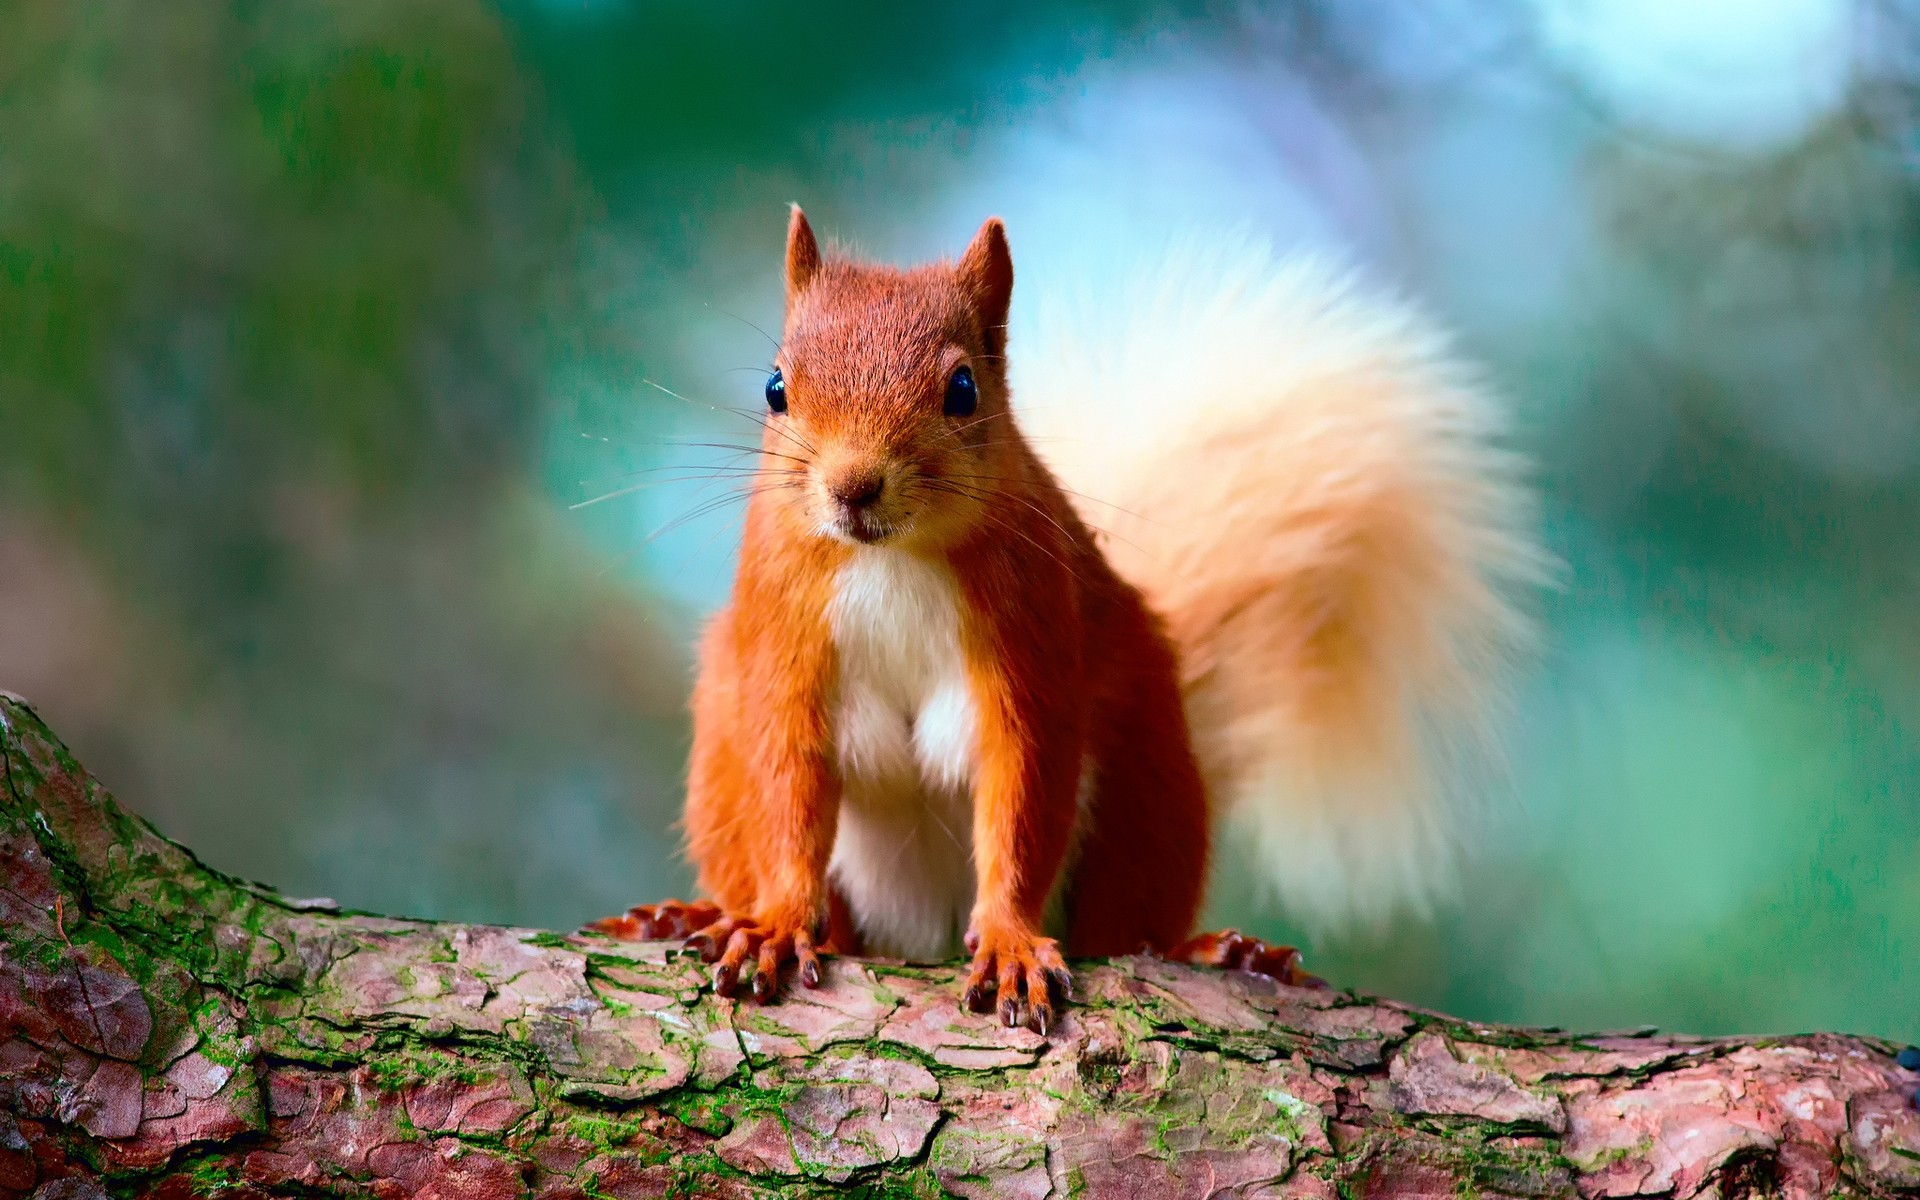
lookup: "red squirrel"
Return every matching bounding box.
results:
[592,209,1544,1033]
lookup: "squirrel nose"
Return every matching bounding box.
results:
[833,474,885,510]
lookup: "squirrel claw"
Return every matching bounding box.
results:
[685,916,818,1004]
[585,898,724,943]
[962,925,1071,1035]
[1165,929,1327,989]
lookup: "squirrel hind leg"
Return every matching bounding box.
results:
[1163,930,1328,989]
[1061,611,1211,958]
[820,884,863,956]
[584,898,724,942]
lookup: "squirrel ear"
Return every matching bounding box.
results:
[956,217,1012,353]
[785,205,821,305]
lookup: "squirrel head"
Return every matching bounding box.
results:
[764,206,1017,552]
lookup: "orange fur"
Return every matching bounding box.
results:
[667,208,1208,1030]
[1014,238,1547,930]
[614,211,1542,1027]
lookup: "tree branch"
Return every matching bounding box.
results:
[1,693,1916,1198]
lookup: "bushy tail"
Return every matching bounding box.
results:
[1013,233,1548,932]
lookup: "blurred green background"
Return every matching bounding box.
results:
[3,0,1915,1042]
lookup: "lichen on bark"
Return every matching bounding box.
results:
[2,692,1917,1198]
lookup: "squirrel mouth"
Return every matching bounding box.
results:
[824,505,892,545]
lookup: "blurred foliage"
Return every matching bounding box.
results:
[0,0,686,923]
[0,0,1915,1041]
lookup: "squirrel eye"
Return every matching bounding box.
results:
[765,368,787,414]
[944,365,978,417]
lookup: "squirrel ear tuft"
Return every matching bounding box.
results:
[785,205,821,304]
[956,217,1013,352]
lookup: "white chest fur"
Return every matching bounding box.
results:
[826,548,980,961]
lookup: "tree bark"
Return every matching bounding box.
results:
[1,694,1916,1200]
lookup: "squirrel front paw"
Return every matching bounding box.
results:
[587,902,823,1002]
[962,921,1073,1035]
[682,912,823,1003]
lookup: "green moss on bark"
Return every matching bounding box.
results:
[3,693,1918,1199]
